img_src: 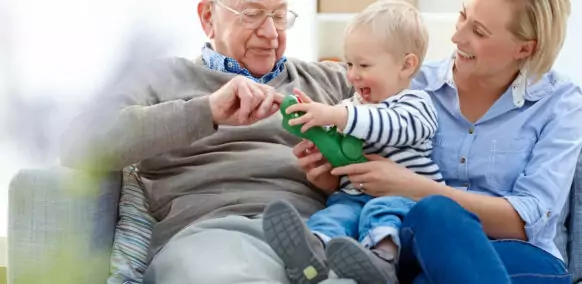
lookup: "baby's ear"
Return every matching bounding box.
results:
[401,53,419,78]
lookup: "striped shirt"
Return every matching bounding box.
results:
[339,89,444,195]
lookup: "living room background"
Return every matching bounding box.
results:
[0,0,581,267]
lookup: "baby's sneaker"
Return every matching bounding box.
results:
[326,237,399,284]
[263,200,329,284]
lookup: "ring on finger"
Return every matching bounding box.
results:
[359,183,365,191]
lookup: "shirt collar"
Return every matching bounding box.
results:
[427,52,551,108]
[200,42,287,83]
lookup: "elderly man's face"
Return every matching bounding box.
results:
[199,0,289,77]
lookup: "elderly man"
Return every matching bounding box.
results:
[60,0,354,283]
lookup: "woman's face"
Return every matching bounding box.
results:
[451,0,534,78]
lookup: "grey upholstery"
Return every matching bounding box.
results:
[7,168,121,284]
[7,154,582,283]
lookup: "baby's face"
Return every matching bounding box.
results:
[343,28,406,103]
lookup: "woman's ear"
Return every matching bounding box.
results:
[515,39,536,61]
[198,0,215,38]
[401,53,419,79]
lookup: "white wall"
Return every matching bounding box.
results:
[418,0,463,12]
[554,0,582,85]
[0,0,208,238]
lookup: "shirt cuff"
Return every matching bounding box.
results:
[504,195,550,241]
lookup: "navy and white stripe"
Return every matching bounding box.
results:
[340,90,445,195]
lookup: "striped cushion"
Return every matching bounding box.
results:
[107,166,156,284]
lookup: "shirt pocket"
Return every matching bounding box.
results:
[486,137,536,192]
[432,133,463,182]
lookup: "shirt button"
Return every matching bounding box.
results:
[227,62,234,68]
[547,211,552,218]
[460,157,466,164]
[468,128,474,134]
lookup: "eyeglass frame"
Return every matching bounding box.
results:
[211,0,298,30]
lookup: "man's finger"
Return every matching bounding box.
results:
[307,162,333,179]
[237,82,254,124]
[297,152,324,169]
[258,90,275,118]
[292,140,312,157]
[273,92,286,104]
[268,104,279,116]
[248,83,266,110]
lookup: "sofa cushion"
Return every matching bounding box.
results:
[567,150,582,283]
[107,167,156,284]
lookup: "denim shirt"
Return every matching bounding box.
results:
[411,55,582,260]
[200,42,286,83]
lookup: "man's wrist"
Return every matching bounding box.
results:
[207,93,221,126]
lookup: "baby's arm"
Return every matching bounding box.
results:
[342,91,438,147]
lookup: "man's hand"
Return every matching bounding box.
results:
[285,89,348,132]
[209,76,284,126]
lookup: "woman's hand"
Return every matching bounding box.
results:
[330,154,428,198]
[333,155,529,240]
[293,139,339,194]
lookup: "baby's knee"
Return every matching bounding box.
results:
[361,196,416,217]
[364,196,415,209]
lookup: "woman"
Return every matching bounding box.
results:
[295,0,582,283]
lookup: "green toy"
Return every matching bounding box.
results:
[280,94,368,167]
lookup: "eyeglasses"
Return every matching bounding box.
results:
[212,0,298,30]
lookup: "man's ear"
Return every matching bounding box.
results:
[401,53,419,79]
[198,0,215,38]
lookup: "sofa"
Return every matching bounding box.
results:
[6,149,582,284]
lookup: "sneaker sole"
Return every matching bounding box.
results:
[263,200,329,284]
[326,237,398,284]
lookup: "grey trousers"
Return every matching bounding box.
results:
[143,215,356,284]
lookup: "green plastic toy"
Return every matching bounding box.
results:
[280,94,368,167]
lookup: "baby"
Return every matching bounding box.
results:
[263,1,443,283]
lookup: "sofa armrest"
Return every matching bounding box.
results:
[8,167,121,284]
[568,152,582,283]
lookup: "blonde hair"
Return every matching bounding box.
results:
[507,0,571,82]
[345,0,429,75]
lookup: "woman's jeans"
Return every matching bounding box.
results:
[398,195,571,284]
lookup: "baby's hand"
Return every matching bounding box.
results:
[287,102,348,132]
[286,90,348,132]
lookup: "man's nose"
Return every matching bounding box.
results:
[256,17,279,39]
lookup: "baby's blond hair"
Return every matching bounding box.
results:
[345,0,429,76]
